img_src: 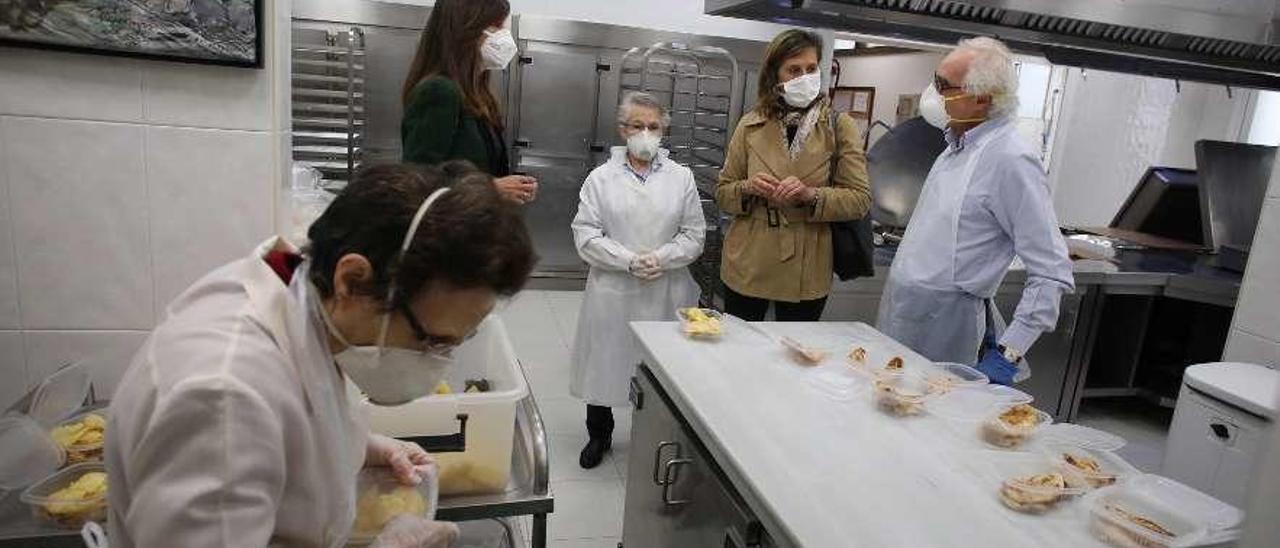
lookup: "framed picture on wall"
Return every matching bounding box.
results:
[830,86,875,150]
[0,0,263,68]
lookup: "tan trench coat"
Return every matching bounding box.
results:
[715,104,873,302]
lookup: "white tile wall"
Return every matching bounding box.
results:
[1232,197,1280,342]
[146,127,274,311]
[23,331,149,400]
[3,117,154,330]
[142,63,272,131]
[1225,329,1280,368]
[0,117,19,330]
[0,50,144,123]
[0,331,25,410]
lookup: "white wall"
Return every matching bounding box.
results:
[0,0,291,409]
[1046,69,1252,227]
[834,51,944,147]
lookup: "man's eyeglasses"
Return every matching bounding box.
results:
[933,73,963,94]
[622,122,662,132]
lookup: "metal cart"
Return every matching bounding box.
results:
[618,43,740,306]
[0,386,553,548]
[292,25,367,189]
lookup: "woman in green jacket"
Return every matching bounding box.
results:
[401,0,538,204]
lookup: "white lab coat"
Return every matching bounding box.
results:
[570,148,706,407]
[106,237,369,548]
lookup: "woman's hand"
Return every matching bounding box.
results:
[746,172,780,198]
[772,176,818,207]
[366,434,436,486]
[495,175,539,204]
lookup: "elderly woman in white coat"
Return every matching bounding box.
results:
[570,92,707,468]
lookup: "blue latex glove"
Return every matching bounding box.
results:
[976,347,1019,386]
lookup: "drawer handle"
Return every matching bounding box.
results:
[662,458,694,507]
[653,441,680,485]
[1210,423,1231,440]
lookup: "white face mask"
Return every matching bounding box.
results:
[480,28,518,71]
[319,188,455,407]
[919,83,951,130]
[780,71,822,108]
[626,130,662,161]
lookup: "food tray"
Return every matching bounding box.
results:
[978,452,1085,515]
[982,403,1052,449]
[50,408,108,466]
[1081,474,1241,548]
[676,308,725,340]
[871,372,933,417]
[347,465,441,546]
[20,462,107,530]
[1042,442,1139,491]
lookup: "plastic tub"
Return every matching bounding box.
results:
[20,462,107,529]
[925,384,1033,422]
[347,466,440,546]
[981,452,1085,515]
[50,408,108,466]
[1042,442,1139,490]
[0,416,65,491]
[365,316,527,496]
[676,308,724,339]
[872,372,933,417]
[923,363,989,394]
[982,403,1052,449]
[1082,475,1242,548]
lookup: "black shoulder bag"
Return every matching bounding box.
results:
[828,112,876,281]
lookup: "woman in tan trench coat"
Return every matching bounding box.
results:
[716,29,872,321]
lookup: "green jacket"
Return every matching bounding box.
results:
[401,75,510,175]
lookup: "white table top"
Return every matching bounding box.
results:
[631,320,1113,548]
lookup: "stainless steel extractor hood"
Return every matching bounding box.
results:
[707,0,1280,89]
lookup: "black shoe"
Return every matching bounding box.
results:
[579,437,612,469]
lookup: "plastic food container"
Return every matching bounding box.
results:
[872,372,932,417]
[365,316,526,496]
[1043,442,1139,490]
[676,308,724,339]
[982,403,1052,449]
[29,362,92,429]
[923,362,989,394]
[347,466,440,546]
[1082,474,1242,548]
[20,462,107,529]
[925,384,1033,422]
[0,416,66,491]
[50,408,108,466]
[983,452,1085,515]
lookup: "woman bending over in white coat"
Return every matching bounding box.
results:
[106,162,536,547]
[570,92,707,469]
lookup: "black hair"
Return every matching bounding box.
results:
[306,161,536,308]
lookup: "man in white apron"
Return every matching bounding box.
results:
[877,37,1074,385]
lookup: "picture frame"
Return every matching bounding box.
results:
[0,0,264,68]
[830,86,876,150]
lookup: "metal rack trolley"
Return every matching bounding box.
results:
[618,43,740,306]
[292,25,366,189]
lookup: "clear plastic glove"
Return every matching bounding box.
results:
[367,434,436,486]
[370,515,459,548]
[629,253,663,281]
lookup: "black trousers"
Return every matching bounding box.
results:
[586,404,614,440]
[724,286,828,322]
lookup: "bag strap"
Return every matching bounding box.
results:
[828,110,841,185]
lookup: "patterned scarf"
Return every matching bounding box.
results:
[778,100,824,161]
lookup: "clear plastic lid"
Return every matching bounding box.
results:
[1082,474,1241,547]
[923,362,989,394]
[29,362,92,430]
[1042,442,1139,491]
[1040,423,1127,452]
[925,384,1034,421]
[19,461,108,530]
[805,366,864,401]
[347,465,441,545]
[872,372,933,417]
[0,416,66,491]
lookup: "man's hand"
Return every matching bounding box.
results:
[367,434,435,486]
[975,347,1019,386]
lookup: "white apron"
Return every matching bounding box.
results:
[570,153,703,407]
[877,124,1030,379]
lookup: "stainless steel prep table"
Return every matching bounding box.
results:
[0,395,554,548]
[624,320,1118,548]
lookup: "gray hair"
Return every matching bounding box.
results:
[956,36,1019,119]
[617,92,671,128]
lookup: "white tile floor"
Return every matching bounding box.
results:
[496,290,1174,548]
[498,290,624,548]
